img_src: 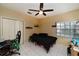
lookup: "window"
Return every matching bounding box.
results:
[57,21,79,38]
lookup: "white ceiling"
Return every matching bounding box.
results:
[0,3,79,18]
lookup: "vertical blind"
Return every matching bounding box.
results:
[0,17,23,43]
[57,21,79,38]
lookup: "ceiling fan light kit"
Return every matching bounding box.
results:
[39,10,43,14]
[28,3,54,16]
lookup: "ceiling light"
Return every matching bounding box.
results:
[39,10,43,14]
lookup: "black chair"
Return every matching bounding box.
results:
[9,31,21,55]
[16,31,21,44]
[0,31,21,56]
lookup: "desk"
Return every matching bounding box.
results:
[71,44,79,56]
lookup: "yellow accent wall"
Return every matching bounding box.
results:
[38,9,79,45]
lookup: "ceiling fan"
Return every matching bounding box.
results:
[28,3,54,16]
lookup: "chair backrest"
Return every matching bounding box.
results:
[16,31,21,44]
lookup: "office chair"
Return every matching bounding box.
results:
[10,31,21,55]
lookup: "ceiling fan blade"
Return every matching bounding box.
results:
[40,3,43,10]
[35,13,39,16]
[43,13,46,16]
[29,9,39,12]
[43,9,54,12]
[27,12,32,14]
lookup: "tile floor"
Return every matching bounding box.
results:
[18,41,67,56]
